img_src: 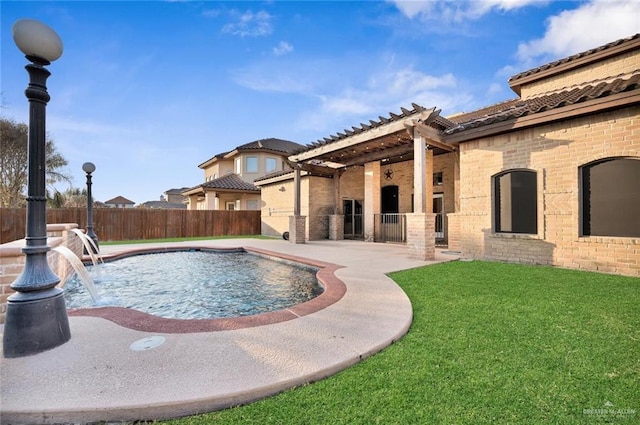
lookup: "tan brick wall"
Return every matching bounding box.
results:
[0,223,83,323]
[339,166,365,201]
[458,105,640,276]
[447,212,461,251]
[521,50,640,99]
[381,161,412,212]
[306,176,334,240]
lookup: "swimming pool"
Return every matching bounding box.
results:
[64,250,322,320]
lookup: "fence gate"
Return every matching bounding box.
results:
[374,213,406,243]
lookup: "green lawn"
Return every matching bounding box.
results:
[164,261,639,425]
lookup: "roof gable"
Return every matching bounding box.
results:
[104,196,135,205]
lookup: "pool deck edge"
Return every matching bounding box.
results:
[0,239,457,424]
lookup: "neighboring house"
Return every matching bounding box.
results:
[139,200,187,209]
[183,138,304,210]
[259,34,640,277]
[163,187,189,204]
[103,196,135,208]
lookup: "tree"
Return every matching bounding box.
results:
[0,117,71,207]
[48,187,87,208]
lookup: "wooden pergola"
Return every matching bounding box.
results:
[286,103,456,259]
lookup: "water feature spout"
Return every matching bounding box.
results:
[71,228,102,266]
[53,245,100,303]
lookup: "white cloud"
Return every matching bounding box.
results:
[273,41,293,56]
[486,82,505,97]
[306,67,472,132]
[389,0,544,22]
[390,0,436,19]
[202,9,221,18]
[321,95,371,116]
[232,65,313,93]
[222,10,273,37]
[233,56,473,133]
[516,0,640,67]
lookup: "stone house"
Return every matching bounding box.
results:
[259,34,640,276]
[184,138,304,210]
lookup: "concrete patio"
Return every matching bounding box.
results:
[1,239,458,424]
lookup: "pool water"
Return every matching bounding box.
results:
[63,250,322,320]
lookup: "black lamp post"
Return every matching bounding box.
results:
[82,162,99,253]
[3,19,71,358]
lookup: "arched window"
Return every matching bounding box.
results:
[580,158,640,237]
[493,170,537,234]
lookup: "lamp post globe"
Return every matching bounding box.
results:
[82,162,99,253]
[3,19,71,358]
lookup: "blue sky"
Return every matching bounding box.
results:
[2,1,639,204]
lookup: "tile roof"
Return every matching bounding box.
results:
[508,33,640,84]
[445,71,640,135]
[199,139,305,168]
[164,187,190,195]
[236,138,305,154]
[201,173,260,192]
[254,169,294,183]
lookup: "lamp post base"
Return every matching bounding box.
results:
[2,288,71,358]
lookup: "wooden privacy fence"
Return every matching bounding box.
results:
[0,208,262,244]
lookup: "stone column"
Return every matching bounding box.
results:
[293,165,301,216]
[426,149,434,212]
[413,132,427,214]
[328,168,345,240]
[364,161,381,242]
[334,169,343,215]
[406,213,436,260]
[289,215,306,244]
[288,165,306,243]
[329,215,344,240]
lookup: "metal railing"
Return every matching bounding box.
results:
[374,213,406,243]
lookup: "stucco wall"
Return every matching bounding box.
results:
[456,105,640,276]
[260,175,334,240]
[260,179,295,238]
